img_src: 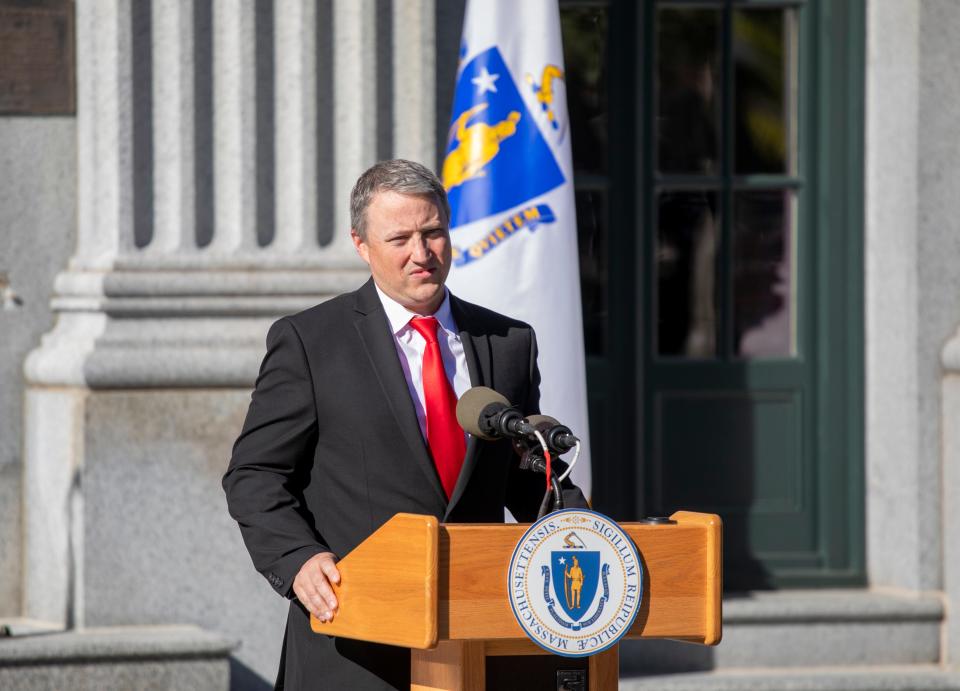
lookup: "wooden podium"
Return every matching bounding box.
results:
[311,511,721,690]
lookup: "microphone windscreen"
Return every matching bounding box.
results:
[456,386,510,440]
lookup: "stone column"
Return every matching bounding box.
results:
[274,0,317,253]
[20,0,435,682]
[942,334,960,666]
[333,0,377,243]
[23,0,137,630]
[864,0,931,592]
[212,0,257,253]
[393,0,436,165]
[151,0,197,255]
[925,0,960,667]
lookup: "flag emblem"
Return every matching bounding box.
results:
[443,47,565,229]
[525,64,567,137]
[451,203,556,267]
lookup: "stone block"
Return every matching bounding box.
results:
[0,625,233,691]
[78,390,287,685]
[0,660,226,691]
[620,590,943,674]
[620,667,960,691]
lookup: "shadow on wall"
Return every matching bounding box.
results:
[230,656,273,691]
[619,637,716,676]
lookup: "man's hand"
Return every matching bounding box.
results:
[292,552,341,622]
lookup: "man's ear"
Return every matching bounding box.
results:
[351,230,370,265]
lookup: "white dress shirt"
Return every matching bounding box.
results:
[374,284,472,441]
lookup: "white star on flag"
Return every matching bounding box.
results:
[558,557,566,564]
[471,67,499,94]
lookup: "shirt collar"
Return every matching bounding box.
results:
[373,283,459,337]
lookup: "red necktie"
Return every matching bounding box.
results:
[409,317,465,499]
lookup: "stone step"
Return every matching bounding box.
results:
[0,619,64,638]
[620,589,944,672]
[0,624,235,691]
[619,666,960,691]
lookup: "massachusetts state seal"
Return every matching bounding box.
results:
[508,509,643,657]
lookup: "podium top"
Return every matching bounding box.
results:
[311,511,722,650]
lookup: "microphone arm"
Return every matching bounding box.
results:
[537,463,565,519]
[517,445,565,518]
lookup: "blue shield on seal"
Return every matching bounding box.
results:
[550,551,600,622]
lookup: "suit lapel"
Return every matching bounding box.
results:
[353,280,448,505]
[451,295,492,387]
[446,296,492,514]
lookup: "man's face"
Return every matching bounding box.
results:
[352,190,452,315]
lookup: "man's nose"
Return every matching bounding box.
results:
[411,236,431,262]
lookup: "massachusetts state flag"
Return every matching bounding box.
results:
[443,1,592,497]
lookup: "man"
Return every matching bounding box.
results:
[223,159,585,690]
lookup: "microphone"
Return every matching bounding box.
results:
[524,415,580,453]
[456,386,534,441]
[457,388,576,518]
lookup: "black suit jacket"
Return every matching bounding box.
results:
[223,278,585,690]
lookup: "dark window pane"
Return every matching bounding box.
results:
[577,188,608,355]
[561,7,608,175]
[733,190,796,357]
[733,8,797,174]
[656,191,720,357]
[656,7,721,175]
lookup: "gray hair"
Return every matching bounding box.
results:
[350,159,451,240]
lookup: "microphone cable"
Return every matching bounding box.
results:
[557,440,581,483]
[531,428,564,518]
[532,428,552,491]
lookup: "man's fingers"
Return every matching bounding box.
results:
[293,582,324,619]
[292,552,340,621]
[310,591,331,620]
[300,586,332,621]
[311,572,339,611]
[320,557,341,585]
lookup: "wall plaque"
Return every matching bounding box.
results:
[0,0,75,115]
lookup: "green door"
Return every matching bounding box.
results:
[562,0,864,589]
